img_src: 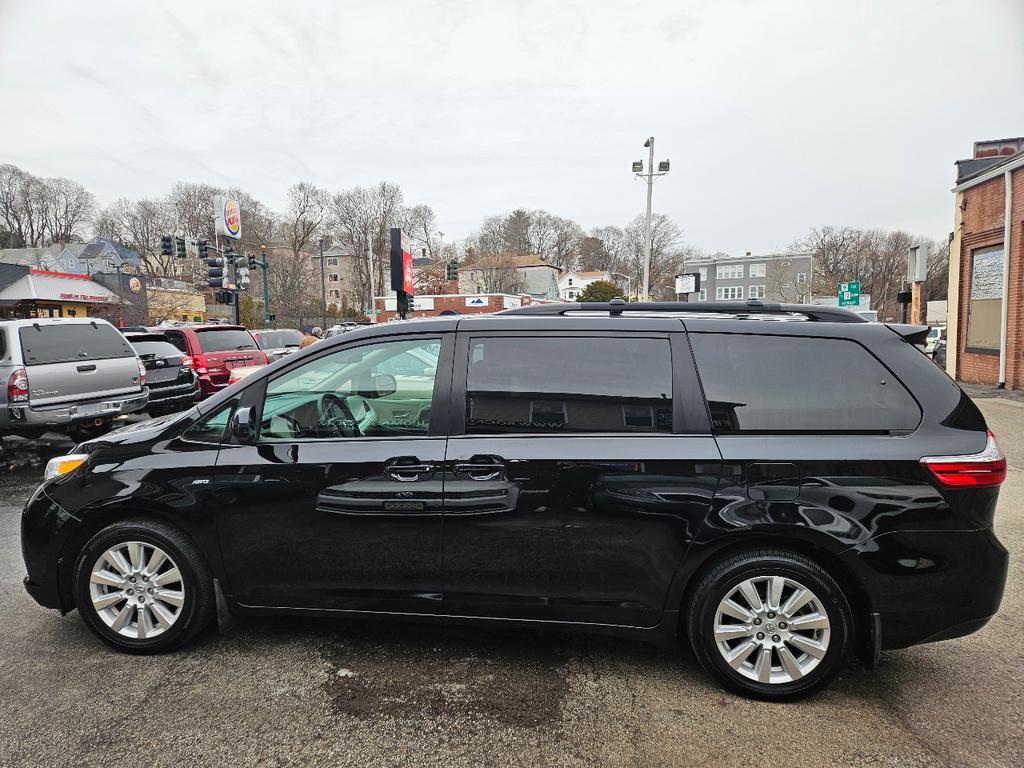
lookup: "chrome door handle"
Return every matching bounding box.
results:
[385,462,433,481]
[453,462,504,481]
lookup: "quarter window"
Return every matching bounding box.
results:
[967,245,1004,350]
[259,338,440,440]
[465,336,673,434]
[690,334,920,434]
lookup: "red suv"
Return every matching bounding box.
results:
[157,325,266,397]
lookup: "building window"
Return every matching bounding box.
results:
[797,272,808,283]
[327,274,340,283]
[568,278,573,286]
[748,285,766,299]
[967,244,1005,351]
[717,264,744,280]
[697,289,707,302]
[698,268,708,282]
[326,258,338,267]
[717,286,743,300]
[749,263,766,278]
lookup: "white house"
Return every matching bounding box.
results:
[558,270,613,301]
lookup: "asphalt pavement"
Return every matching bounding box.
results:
[0,399,1021,768]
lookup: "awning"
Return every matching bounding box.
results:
[0,272,125,305]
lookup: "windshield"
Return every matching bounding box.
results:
[257,330,304,349]
[196,329,258,353]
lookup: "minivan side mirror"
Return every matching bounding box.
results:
[230,406,254,443]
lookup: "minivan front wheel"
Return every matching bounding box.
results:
[688,549,852,701]
[73,520,213,653]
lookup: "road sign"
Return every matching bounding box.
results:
[838,281,861,307]
[674,273,699,294]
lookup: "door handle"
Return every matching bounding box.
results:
[77,364,97,373]
[453,459,505,481]
[384,458,434,482]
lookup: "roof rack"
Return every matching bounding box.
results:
[499,298,867,323]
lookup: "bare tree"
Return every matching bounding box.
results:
[42,177,95,244]
[95,198,176,275]
[624,213,684,297]
[167,182,220,240]
[0,164,49,247]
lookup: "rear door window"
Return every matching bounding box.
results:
[18,323,135,365]
[195,329,258,353]
[689,333,921,434]
[465,336,673,434]
[130,340,183,358]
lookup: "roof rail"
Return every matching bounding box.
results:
[499,298,867,323]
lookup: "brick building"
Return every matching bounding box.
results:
[947,138,1024,389]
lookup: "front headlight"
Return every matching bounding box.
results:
[43,454,89,481]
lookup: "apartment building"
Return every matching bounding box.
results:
[684,252,812,303]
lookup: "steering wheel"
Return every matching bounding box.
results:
[316,393,360,437]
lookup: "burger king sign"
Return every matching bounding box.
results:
[213,195,242,240]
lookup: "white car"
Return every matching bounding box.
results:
[925,326,946,356]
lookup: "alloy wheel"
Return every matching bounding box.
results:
[713,575,831,684]
[88,541,186,640]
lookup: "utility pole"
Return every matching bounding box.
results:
[633,137,670,302]
[318,238,327,330]
[259,245,271,327]
[366,227,376,322]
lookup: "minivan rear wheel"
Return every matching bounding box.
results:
[688,549,852,701]
[73,519,214,653]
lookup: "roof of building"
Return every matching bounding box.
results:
[955,147,1024,186]
[512,255,561,270]
[0,269,123,305]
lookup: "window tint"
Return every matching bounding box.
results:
[260,338,440,440]
[130,340,183,358]
[163,331,189,354]
[182,400,237,444]
[195,329,258,352]
[689,333,920,434]
[465,336,672,434]
[18,323,134,365]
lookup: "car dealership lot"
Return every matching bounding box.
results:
[0,397,1021,768]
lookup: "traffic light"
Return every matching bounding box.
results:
[206,256,225,288]
[446,259,459,281]
[215,290,233,304]
[236,263,251,291]
[197,240,209,259]
[175,237,187,258]
[224,244,235,264]
[247,254,257,270]
[160,235,173,257]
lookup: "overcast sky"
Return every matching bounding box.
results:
[1,0,1022,254]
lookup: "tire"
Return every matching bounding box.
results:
[687,548,852,701]
[73,519,214,653]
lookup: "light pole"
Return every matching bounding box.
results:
[633,137,670,301]
[318,239,327,330]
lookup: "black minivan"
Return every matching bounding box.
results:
[21,301,1008,700]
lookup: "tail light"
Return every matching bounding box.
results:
[192,353,208,374]
[7,367,29,402]
[137,359,146,386]
[180,356,193,369]
[921,430,1006,487]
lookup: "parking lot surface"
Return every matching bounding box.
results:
[1,398,1022,768]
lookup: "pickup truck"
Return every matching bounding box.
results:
[0,317,148,439]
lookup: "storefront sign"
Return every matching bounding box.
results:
[214,195,242,239]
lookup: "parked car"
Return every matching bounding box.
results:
[252,329,304,362]
[0,317,148,439]
[123,332,201,416]
[925,325,946,356]
[933,338,947,369]
[23,300,1007,702]
[156,324,266,398]
[227,364,265,385]
[323,322,363,338]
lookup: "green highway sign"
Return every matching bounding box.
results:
[365,308,383,313]
[838,281,861,307]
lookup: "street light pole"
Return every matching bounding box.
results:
[632,136,669,302]
[641,137,655,302]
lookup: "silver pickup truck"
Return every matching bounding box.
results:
[0,317,148,438]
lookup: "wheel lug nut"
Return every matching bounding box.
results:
[767,612,776,619]
[753,618,762,626]
[129,577,136,583]
[148,588,154,595]
[138,596,145,603]
[127,589,134,596]
[772,634,781,643]
[756,632,765,640]
[779,622,787,629]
